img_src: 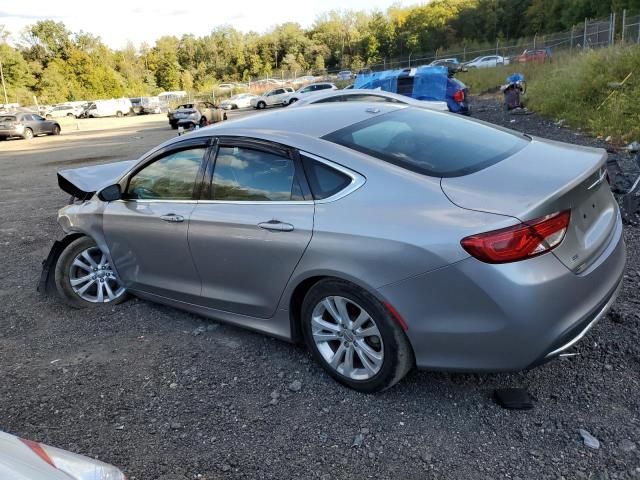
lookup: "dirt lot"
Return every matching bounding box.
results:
[0,103,639,480]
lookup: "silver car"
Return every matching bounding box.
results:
[288,89,449,111]
[41,103,626,392]
[0,430,125,479]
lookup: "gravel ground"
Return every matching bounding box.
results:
[0,101,639,480]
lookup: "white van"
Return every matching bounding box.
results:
[86,99,132,118]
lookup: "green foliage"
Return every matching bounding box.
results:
[0,0,637,104]
[459,46,640,142]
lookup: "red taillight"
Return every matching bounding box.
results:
[453,90,465,103]
[20,438,55,468]
[461,210,571,264]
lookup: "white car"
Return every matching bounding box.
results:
[0,430,126,479]
[217,83,235,90]
[250,87,295,109]
[45,104,84,119]
[464,55,508,69]
[219,93,258,110]
[283,82,338,105]
[288,89,448,111]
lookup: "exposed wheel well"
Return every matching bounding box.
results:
[38,233,86,295]
[289,276,329,343]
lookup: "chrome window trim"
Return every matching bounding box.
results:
[196,200,314,205]
[115,199,198,204]
[300,151,366,204]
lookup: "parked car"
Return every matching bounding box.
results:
[220,93,258,110]
[45,104,84,119]
[355,66,470,115]
[283,82,338,105]
[0,430,126,479]
[337,70,354,80]
[515,48,551,63]
[84,99,132,118]
[0,112,61,140]
[464,55,508,69]
[250,87,295,109]
[132,97,169,115]
[218,83,236,90]
[288,89,448,111]
[428,58,460,67]
[167,102,227,129]
[43,103,625,393]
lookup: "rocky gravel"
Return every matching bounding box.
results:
[0,102,639,479]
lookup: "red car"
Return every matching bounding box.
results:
[516,49,551,63]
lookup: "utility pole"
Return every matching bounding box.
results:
[0,58,8,106]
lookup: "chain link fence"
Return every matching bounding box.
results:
[240,11,639,90]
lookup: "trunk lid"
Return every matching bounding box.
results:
[441,137,617,272]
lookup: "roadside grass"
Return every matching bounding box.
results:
[458,46,640,143]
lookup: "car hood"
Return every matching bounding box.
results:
[58,159,137,200]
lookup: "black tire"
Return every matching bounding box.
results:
[66,113,75,117]
[116,111,123,118]
[0,136,6,141]
[170,122,178,129]
[301,279,414,393]
[223,113,228,121]
[288,98,298,105]
[199,116,208,127]
[54,236,129,309]
[51,125,61,136]
[45,114,52,119]
[257,101,266,109]
[231,104,238,110]
[22,128,33,140]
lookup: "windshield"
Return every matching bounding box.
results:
[323,108,529,177]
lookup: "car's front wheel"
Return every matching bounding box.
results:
[54,236,128,309]
[301,279,414,392]
[51,125,61,136]
[257,101,266,109]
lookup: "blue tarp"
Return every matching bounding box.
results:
[354,66,448,102]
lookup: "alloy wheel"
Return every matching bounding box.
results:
[69,247,125,303]
[311,296,384,380]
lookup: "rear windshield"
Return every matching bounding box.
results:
[323,108,529,177]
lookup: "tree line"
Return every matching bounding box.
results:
[0,0,638,104]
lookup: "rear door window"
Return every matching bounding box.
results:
[323,108,529,177]
[212,146,303,201]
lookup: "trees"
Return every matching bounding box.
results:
[1,1,633,104]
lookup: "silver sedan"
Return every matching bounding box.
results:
[41,103,626,392]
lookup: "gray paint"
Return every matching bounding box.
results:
[54,103,626,372]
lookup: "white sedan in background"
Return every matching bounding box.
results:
[219,93,258,110]
[0,430,126,479]
[464,55,509,68]
[287,89,449,111]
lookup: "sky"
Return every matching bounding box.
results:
[1,0,412,49]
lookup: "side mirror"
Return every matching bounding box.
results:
[98,184,122,202]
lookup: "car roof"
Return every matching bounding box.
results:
[291,89,448,111]
[189,102,407,139]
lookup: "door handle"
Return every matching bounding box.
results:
[258,220,294,232]
[160,214,185,223]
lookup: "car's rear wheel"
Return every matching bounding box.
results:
[301,279,414,392]
[54,236,128,309]
[66,113,74,117]
[199,117,207,127]
[22,128,33,140]
[257,101,266,109]
[116,111,123,118]
[51,125,61,136]
[288,98,298,105]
